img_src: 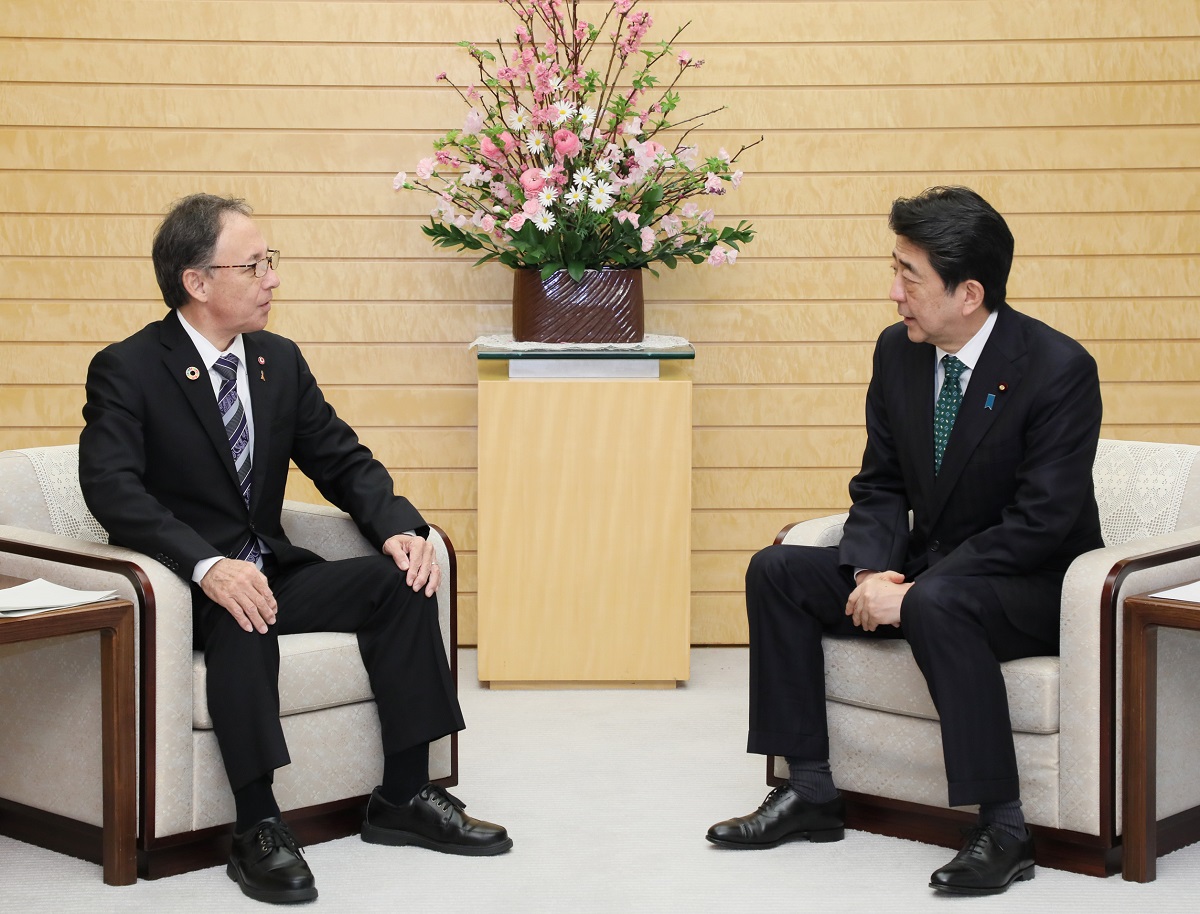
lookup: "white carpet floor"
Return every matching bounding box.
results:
[3,647,1197,913]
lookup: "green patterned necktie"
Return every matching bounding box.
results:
[933,354,966,475]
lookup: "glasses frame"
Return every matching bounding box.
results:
[206,249,280,279]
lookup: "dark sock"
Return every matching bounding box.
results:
[233,774,280,832]
[381,742,430,805]
[979,799,1026,839]
[785,757,838,804]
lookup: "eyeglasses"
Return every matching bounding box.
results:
[206,249,280,279]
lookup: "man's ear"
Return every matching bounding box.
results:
[959,278,986,317]
[181,267,209,303]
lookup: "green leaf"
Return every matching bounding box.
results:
[567,260,586,282]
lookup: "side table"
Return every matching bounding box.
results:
[0,575,137,885]
[1122,584,1200,882]
[476,340,693,688]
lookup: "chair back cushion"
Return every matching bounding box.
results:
[1093,439,1200,546]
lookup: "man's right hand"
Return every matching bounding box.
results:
[200,558,277,634]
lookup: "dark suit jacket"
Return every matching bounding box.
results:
[837,305,1103,644]
[79,309,425,579]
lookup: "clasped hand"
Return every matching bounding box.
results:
[846,570,911,631]
[382,533,441,597]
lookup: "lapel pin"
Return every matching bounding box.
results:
[185,366,201,380]
[257,356,265,365]
[260,370,266,381]
[985,393,996,410]
[998,383,1008,392]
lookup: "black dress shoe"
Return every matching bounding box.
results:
[929,824,1035,895]
[227,817,317,904]
[361,783,513,856]
[706,785,845,848]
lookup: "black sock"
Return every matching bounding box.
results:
[979,799,1026,839]
[381,743,430,805]
[233,774,280,832]
[785,757,839,804]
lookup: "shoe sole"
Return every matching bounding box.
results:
[226,861,318,904]
[929,863,1035,895]
[360,821,514,856]
[705,827,845,849]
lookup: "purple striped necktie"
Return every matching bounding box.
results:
[213,353,262,568]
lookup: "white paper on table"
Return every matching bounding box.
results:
[1149,580,1200,604]
[0,578,118,616]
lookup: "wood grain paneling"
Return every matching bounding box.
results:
[2,1,1196,646]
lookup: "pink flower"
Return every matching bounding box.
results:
[435,71,448,82]
[520,168,546,194]
[681,202,699,218]
[704,174,726,195]
[479,135,504,161]
[496,66,520,80]
[416,157,436,180]
[480,215,496,233]
[614,0,633,12]
[499,131,518,154]
[707,248,727,266]
[640,226,656,253]
[615,210,640,228]
[463,108,484,135]
[725,248,738,265]
[660,215,682,236]
[392,171,407,190]
[731,170,744,189]
[506,213,527,231]
[553,129,583,158]
[466,85,481,101]
[522,199,541,216]
[677,51,691,66]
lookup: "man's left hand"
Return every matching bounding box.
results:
[846,570,911,631]
[382,534,441,597]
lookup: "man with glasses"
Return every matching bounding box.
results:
[79,194,510,905]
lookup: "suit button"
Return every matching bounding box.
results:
[929,540,940,552]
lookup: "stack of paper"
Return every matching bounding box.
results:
[1150,581,1200,604]
[0,578,119,618]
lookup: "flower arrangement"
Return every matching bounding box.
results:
[394,0,758,281]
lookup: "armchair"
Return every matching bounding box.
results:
[0,445,458,878]
[769,438,1200,875]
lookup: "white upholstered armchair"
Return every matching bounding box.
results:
[0,445,458,878]
[769,438,1200,876]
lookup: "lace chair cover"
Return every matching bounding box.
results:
[16,446,109,544]
[1092,440,1199,546]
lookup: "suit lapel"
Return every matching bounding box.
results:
[242,334,274,515]
[900,340,937,509]
[930,307,1027,518]
[159,311,242,491]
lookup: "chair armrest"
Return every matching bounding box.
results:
[776,513,849,548]
[1057,525,1200,836]
[0,523,198,838]
[280,501,458,660]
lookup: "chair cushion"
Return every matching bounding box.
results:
[823,637,1060,735]
[192,632,373,729]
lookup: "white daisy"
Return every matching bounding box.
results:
[594,159,613,174]
[573,167,596,187]
[592,179,616,198]
[525,132,547,155]
[551,100,577,125]
[537,187,560,207]
[563,187,586,206]
[532,210,557,232]
[578,105,597,127]
[505,107,532,132]
[586,189,613,213]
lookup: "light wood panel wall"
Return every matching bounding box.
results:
[2,1,1197,645]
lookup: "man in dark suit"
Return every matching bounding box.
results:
[79,194,511,905]
[706,186,1103,895]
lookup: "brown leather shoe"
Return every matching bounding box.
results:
[361,783,513,856]
[707,785,845,848]
[929,824,1035,895]
[227,817,317,904]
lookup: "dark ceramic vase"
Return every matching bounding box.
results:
[511,268,644,343]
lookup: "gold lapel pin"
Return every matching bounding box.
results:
[185,366,201,380]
